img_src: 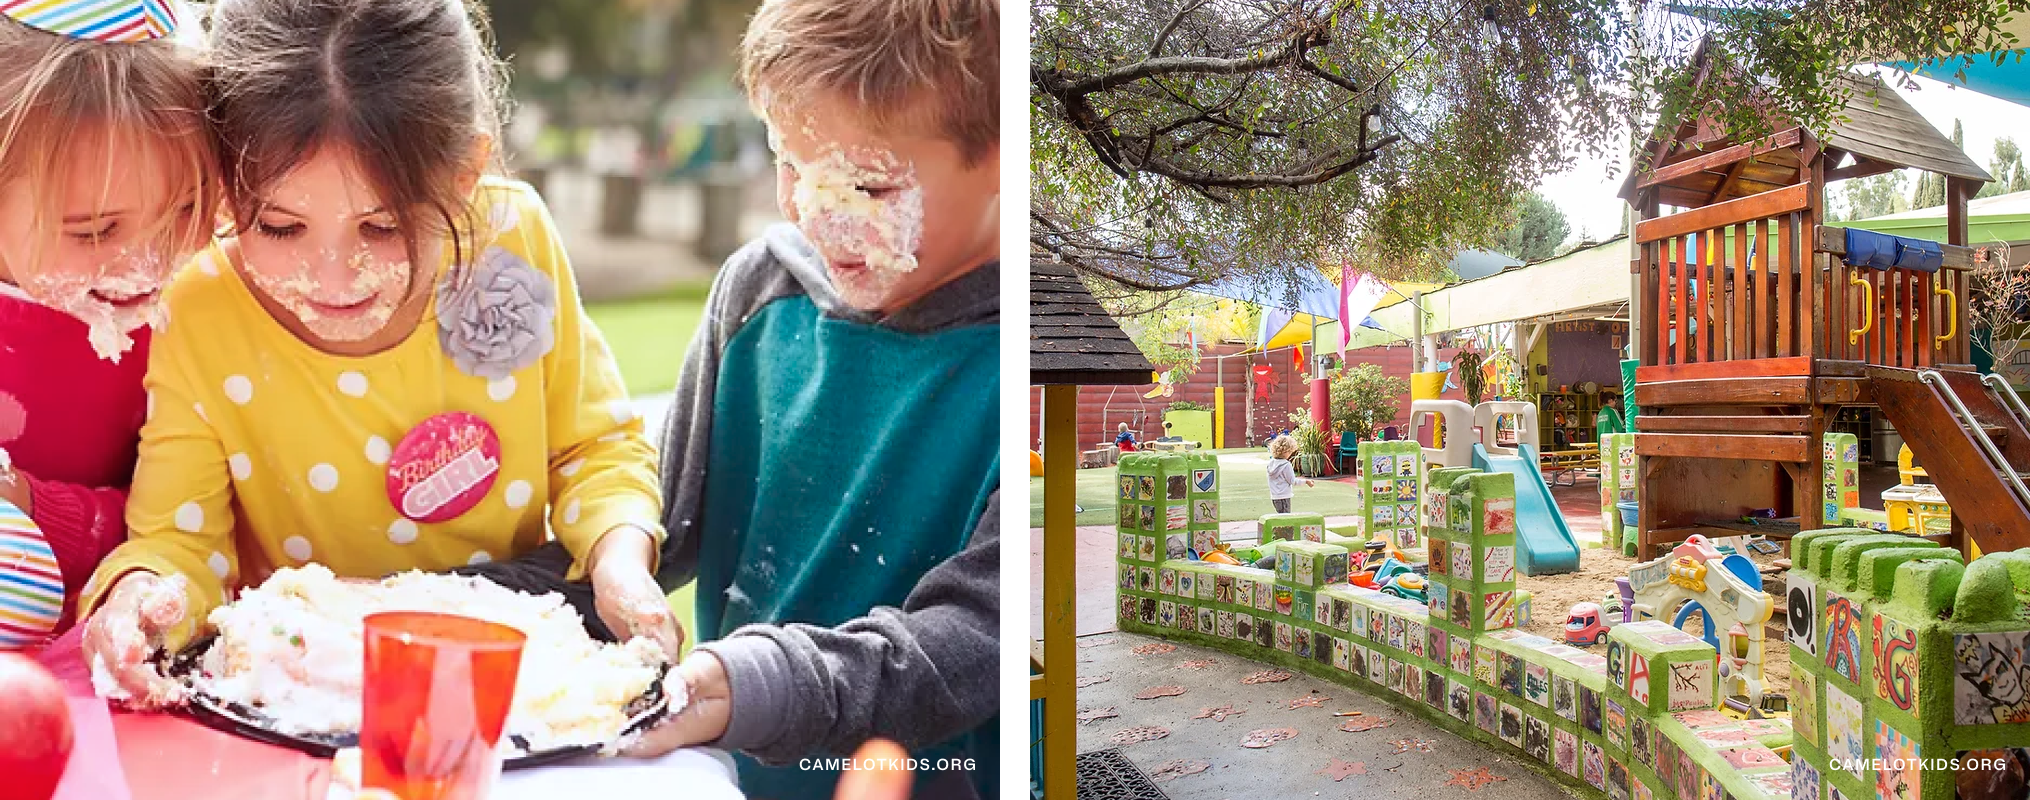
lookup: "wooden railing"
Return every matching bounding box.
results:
[1635,183,1972,372]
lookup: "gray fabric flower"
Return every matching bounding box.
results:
[436,247,557,379]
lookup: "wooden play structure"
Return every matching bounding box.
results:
[1622,47,2030,558]
[1030,258,1156,800]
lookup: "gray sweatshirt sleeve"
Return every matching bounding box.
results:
[696,490,1002,762]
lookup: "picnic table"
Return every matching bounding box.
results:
[1537,443,1599,486]
[28,626,743,800]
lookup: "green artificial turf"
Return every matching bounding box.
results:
[585,282,712,397]
[1027,448,1366,527]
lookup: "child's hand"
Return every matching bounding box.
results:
[1305,479,1316,488]
[620,651,731,758]
[589,524,685,660]
[81,572,189,708]
[835,739,912,800]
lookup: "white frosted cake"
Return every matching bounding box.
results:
[195,564,667,752]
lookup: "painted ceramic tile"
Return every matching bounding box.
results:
[1632,780,1652,800]
[1826,681,1865,771]
[1484,545,1516,583]
[1407,622,1426,657]
[1525,715,1551,762]
[1524,662,1551,706]
[1721,746,1784,770]
[1192,468,1216,492]
[1213,575,1235,604]
[1193,498,1218,524]
[1425,668,1447,708]
[1293,627,1313,659]
[1472,646,1496,684]
[1159,568,1177,595]
[1117,504,1136,529]
[1475,691,1498,734]
[1802,576,1835,653]
[1451,547,1474,580]
[1875,720,1920,800]
[1553,675,1577,720]
[1158,601,1176,627]
[1631,715,1653,766]
[1177,603,1195,632]
[1451,637,1473,674]
[1484,590,1516,628]
[1235,578,1255,608]
[1302,523,1325,543]
[1627,652,1652,707]
[1676,751,1697,800]
[1166,474,1188,500]
[1666,658,1712,711]
[1555,727,1580,777]
[1254,579,1273,611]
[1333,636,1351,670]
[1450,588,1473,628]
[1254,613,1274,647]
[1605,696,1628,749]
[1691,727,1752,748]
[1372,454,1395,475]
[1429,584,1449,621]
[1167,534,1190,560]
[1177,570,1195,598]
[1402,663,1422,699]
[1234,612,1253,641]
[1118,532,1136,558]
[1498,651,1524,696]
[1582,741,1606,789]
[1198,606,1215,632]
[1138,565,1156,592]
[1119,476,1137,499]
[1449,679,1473,721]
[1873,614,1920,715]
[1370,608,1388,641]
[1370,477,1394,494]
[1429,627,1448,661]
[1607,759,1629,800]
[1428,493,1448,527]
[1218,609,1236,638]
[1824,590,1863,682]
[1397,457,1415,477]
[1367,646,1386,683]
[1388,658,1406,694]
[1349,641,1368,676]
[1137,475,1155,501]
[1118,595,1136,622]
[1699,770,1723,800]
[1274,587,1293,616]
[1789,757,1821,800]
[1139,597,1157,624]
[1138,534,1156,560]
[1953,630,2030,725]
[1389,615,1406,649]
[1484,497,1516,534]
[1295,555,1315,585]
[1580,685,1602,733]
[1330,597,1352,631]
[1395,478,1417,501]
[1497,701,1524,746]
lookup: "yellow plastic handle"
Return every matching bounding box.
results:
[1850,273,1874,345]
[1936,281,1957,351]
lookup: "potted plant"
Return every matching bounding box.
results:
[1328,363,1408,444]
[1284,412,1333,477]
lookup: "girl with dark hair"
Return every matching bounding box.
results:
[80,0,676,704]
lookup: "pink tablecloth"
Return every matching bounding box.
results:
[29,628,741,800]
[33,626,331,800]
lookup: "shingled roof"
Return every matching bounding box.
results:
[1031,258,1155,386]
[1620,43,1990,207]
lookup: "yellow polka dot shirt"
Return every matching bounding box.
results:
[83,179,664,650]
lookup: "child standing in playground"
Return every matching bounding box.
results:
[1267,435,1315,513]
[0,0,213,650]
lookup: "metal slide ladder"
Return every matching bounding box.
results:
[1919,370,2030,513]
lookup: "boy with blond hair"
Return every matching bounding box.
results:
[470,0,1000,796]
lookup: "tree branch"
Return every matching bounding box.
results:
[1149,0,1213,59]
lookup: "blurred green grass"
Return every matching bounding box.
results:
[586,282,711,652]
[1028,449,1365,527]
[585,281,713,397]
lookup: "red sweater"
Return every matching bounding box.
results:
[0,288,145,632]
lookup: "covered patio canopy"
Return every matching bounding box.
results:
[1344,236,1634,349]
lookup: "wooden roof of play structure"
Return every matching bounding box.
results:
[1031,258,1155,385]
[1619,46,1990,210]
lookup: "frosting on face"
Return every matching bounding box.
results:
[769,113,928,309]
[17,243,172,362]
[243,248,412,342]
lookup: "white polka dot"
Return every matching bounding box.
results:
[282,536,313,562]
[504,480,533,509]
[207,551,230,579]
[223,375,253,405]
[308,463,339,492]
[487,376,517,402]
[337,372,369,397]
[598,432,626,443]
[467,551,493,565]
[194,402,206,422]
[365,436,391,465]
[608,400,633,423]
[174,502,204,532]
[561,498,581,525]
[228,453,252,481]
[387,519,419,545]
[558,459,585,478]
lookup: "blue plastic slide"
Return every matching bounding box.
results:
[1471,442,1580,575]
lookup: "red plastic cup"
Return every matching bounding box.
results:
[360,611,526,800]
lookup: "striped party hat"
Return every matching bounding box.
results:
[0,0,179,43]
[0,498,63,649]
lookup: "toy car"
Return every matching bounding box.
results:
[1564,601,1617,646]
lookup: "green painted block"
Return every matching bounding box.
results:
[1358,440,1423,549]
[1828,534,1938,592]
[1277,540,1349,588]
[1790,527,1874,575]
[1823,431,1861,521]
[1605,620,1718,715]
[1859,547,1960,602]
[1260,511,1324,545]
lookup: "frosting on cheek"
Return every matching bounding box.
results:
[784,146,925,275]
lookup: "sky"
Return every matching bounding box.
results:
[1537,72,2030,241]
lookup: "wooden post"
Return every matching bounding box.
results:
[1041,384,1078,800]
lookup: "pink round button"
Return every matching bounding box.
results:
[385,411,501,523]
